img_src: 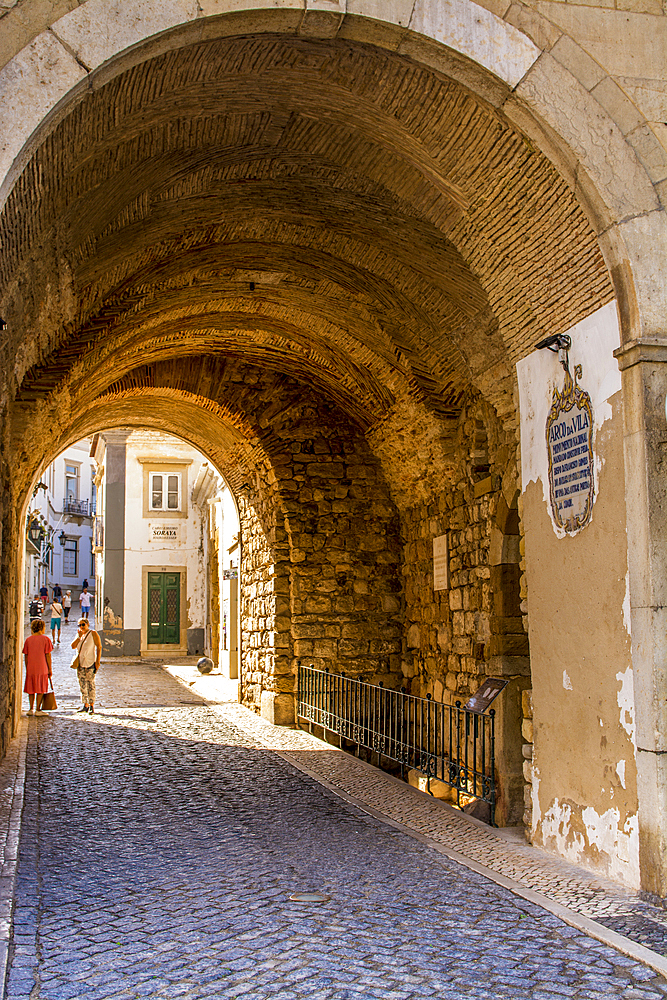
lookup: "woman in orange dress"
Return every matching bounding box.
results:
[23,619,53,716]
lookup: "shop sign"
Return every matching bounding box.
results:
[546,363,594,533]
[151,524,179,542]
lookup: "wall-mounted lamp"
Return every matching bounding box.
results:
[59,531,66,546]
[535,333,571,372]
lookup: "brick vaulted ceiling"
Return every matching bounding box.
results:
[0,33,613,433]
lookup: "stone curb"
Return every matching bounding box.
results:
[0,719,28,999]
[161,664,667,981]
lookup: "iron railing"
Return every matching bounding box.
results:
[297,663,497,825]
[63,497,95,516]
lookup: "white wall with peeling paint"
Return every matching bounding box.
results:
[517,299,639,889]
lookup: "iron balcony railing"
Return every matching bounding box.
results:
[297,663,497,825]
[63,497,96,516]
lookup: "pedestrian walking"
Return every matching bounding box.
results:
[62,590,72,622]
[28,595,42,620]
[39,584,48,608]
[79,587,91,620]
[50,598,63,644]
[23,619,53,716]
[71,618,101,714]
[52,583,62,600]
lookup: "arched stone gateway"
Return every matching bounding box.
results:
[0,2,666,893]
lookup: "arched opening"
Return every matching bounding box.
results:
[21,426,245,699]
[1,8,659,887]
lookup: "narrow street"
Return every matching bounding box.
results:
[2,628,665,999]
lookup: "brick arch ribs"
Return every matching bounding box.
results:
[0,1,662,343]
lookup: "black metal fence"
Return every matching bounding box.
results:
[297,663,497,825]
[63,497,95,516]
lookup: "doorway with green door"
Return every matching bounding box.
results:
[141,566,187,655]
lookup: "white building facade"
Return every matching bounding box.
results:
[92,429,238,671]
[24,439,96,610]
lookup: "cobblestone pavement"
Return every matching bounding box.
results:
[165,663,667,961]
[5,635,667,999]
[217,703,667,955]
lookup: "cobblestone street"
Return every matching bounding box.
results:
[5,633,667,999]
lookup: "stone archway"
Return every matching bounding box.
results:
[13,374,406,728]
[0,3,665,890]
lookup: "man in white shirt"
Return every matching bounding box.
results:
[50,598,63,644]
[79,587,91,620]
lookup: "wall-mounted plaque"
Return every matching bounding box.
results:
[222,568,238,580]
[464,677,508,714]
[151,524,178,542]
[546,364,594,533]
[433,534,449,591]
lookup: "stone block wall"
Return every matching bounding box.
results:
[235,388,531,824]
[239,494,287,714]
[285,416,403,687]
[0,463,20,753]
[398,396,530,824]
[400,397,528,701]
[238,398,403,722]
[522,687,534,831]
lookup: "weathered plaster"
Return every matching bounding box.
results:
[581,806,639,884]
[539,797,586,862]
[616,665,636,744]
[519,302,638,886]
[616,759,626,789]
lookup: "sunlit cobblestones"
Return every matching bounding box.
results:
[5,647,667,999]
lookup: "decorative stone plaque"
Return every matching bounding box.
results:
[546,364,594,533]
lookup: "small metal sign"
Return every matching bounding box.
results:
[464,677,508,714]
[546,363,594,533]
[433,534,449,591]
[222,568,238,580]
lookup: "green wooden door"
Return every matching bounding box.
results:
[148,572,180,644]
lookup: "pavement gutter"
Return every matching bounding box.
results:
[160,663,667,981]
[0,718,28,999]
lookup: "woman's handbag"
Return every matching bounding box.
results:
[41,680,57,711]
[70,631,91,669]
